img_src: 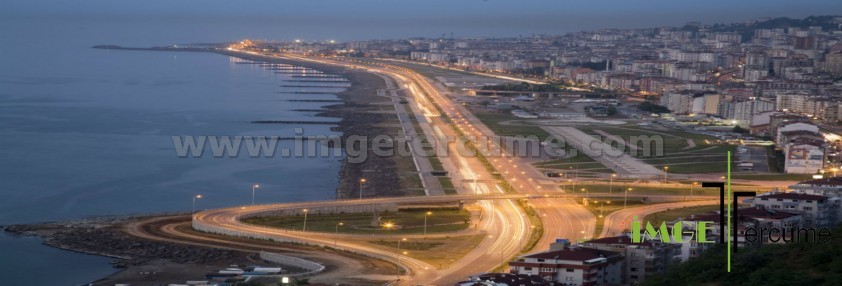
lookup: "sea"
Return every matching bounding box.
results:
[0,12,348,286]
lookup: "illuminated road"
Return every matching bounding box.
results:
[206,49,536,285]
[383,58,600,254]
[203,49,716,284]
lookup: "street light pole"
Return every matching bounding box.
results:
[424,211,432,235]
[301,209,309,231]
[624,188,632,209]
[251,184,260,206]
[609,174,616,194]
[474,175,480,194]
[192,194,202,214]
[663,166,669,184]
[302,209,309,232]
[359,178,367,200]
[691,182,696,197]
[397,237,407,280]
[334,222,343,247]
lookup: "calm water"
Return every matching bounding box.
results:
[0,14,345,286]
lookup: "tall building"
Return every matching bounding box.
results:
[825,52,842,75]
[720,98,776,121]
[660,92,693,114]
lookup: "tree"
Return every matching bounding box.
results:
[638,101,670,114]
[733,125,749,134]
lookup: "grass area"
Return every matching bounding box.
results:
[393,149,424,193]
[439,177,457,195]
[361,234,487,269]
[517,199,544,254]
[572,183,721,197]
[474,110,550,138]
[369,240,444,250]
[642,205,722,225]
[573,125,741,173]
[242,208,471,235]
[533,154,613,174]
[659,161,733,174]
[535,154,597,166]
[731,173,813,181]
[428,155,444,170]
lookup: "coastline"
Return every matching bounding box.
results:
[93,44,420,198]
[210,48,420,198]
[0,45,421,284]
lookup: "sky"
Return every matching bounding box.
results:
[2,0,842,41]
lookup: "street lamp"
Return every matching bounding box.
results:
[302,209,309,232]
[624,188,632,209]
[691,182,697,197]
[359,178,367,200]
[663,166,669,184]
[424,211,432,235]
[474,175,480,194]
[600,201,611,217]
[192,194,202,214]
[251,184,260,205]
[609,174,616,194]
[334,222,344,247]
[397,238,408,280]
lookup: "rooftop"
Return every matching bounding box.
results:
[797,176,842,186]
[584,235,654,247]
[523,246,620,262]
[759,192,827,201]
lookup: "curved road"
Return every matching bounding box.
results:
[599,200,719,238]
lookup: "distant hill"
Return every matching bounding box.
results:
[644,225,842,286]
[698,15,842,41]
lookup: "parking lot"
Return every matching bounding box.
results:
[736,145,770,173]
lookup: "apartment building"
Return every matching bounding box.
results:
[509,243,623,286]
[580,235,679,285]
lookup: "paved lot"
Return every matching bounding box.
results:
[542,126,664,178]
[736,145,770,173]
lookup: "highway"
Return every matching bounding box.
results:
[193,49,720,285]
[386,58,599,253]
[271,52,600,282]
[208,49,537,285]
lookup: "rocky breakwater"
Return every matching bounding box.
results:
[3,216,244,268]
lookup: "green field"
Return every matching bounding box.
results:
[573,125,739,173]
[731,173,813,181]
[474,111,550,138]
[242,208,471,235]
[364,234,487,269]
[571,183,721,197]
[642,205,722,225]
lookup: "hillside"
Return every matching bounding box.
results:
[644,225,842,286]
